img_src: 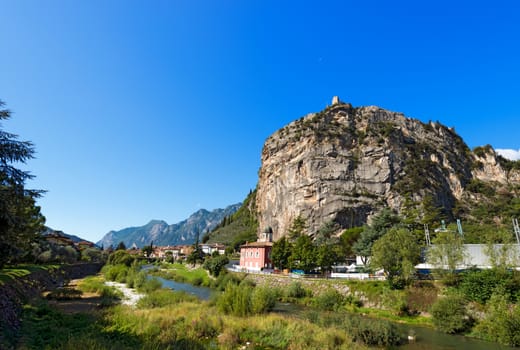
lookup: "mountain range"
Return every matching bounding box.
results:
[96,204,241,248]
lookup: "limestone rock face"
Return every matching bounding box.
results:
[256,102,518,240]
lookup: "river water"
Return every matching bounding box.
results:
[142,265,213,300]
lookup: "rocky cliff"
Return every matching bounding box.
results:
[256,99,520,240]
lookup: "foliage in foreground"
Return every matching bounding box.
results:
[430,294,472,334]
[216,282,277,316]
[17,299,368,350]
[472,288,520,347]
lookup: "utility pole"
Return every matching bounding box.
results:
[513,218,520,245]
[424,224,431,246]
[457,219,464,238]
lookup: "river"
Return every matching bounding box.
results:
[142,266,514,349]
[142,265,213,300]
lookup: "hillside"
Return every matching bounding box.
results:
[202,190,258,249]
[255,98,520,242]
[96,204,241,248]
[43,227,96,245]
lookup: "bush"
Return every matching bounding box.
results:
[138,277,162,294]
[102,264,128,282]
[251,287,277,314]
[472,288,520,346]
[458,269,517,304]
[286,281,310,298]
[107,250,136,266]
[430,295,471,334]
[213,271,242,291]
[217,283,253,316]
[313,289,344,311]
[345,316,403,346]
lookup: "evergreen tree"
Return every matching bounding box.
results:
[353,208,401,265]
[287,215,307,242]
[116,241,127,250]
[187,230,204,265]
[289,235,316,273]
[0,100,45,267]
[271,236,292,270]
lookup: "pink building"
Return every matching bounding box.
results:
[239,229,273,272]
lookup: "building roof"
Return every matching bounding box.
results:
[241,241,273,248]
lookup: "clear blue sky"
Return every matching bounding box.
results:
[1,1,519,242]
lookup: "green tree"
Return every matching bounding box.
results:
[287,215,307,242]
[483,229,519,271]
[339,226,363,258]
[203,254,229,277]
[314,220,343,273]
[427,231,466,281]
[142,241,154,258]
[371,227,422,288]
[0,100,45,267]
[164,250,174,263]
[289,234,316,273]
[271,236,292,270]
[353,208,401,265]
[187,231,204,266]
[116,241,127,251]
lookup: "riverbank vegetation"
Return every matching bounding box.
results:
[13,260,382,349]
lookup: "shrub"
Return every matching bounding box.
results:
[472,288,520,346]
[138,277,162,294]
[217,283,275,316]
[250,287,277,314]
[430,295,471,334]
[458,268,516,304]
[213,271,242,291]
[102,264,128,282]
[313,289,344,311]
[217,283,252,316]
[107,250,136,266]
[345,316,403,346]
[286,281,310,298]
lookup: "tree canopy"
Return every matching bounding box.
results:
[353,208,401,265]
[371,227,422,288]
[0,100,45,267]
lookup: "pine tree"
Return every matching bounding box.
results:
[0,100,45,267]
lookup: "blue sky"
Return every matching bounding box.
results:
[1,1,519,242]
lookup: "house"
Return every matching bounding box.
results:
[239,228,273,272]
[201,243,226,255]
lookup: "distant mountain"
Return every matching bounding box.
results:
[96,204,241,249]
[43,227,96,245]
